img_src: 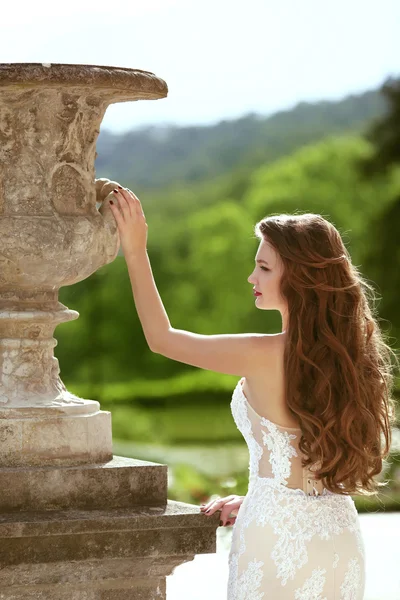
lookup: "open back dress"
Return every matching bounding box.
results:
[227,377,366,599]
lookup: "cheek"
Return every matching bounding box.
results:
[262,274,279,292]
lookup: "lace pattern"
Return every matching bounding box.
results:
[294,567,327,599]
[231,378,263,483]
[340,557,362,599]
[236,558,265,600]
[261,419,299,485]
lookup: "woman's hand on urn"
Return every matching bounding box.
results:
[200,494,245,527]
[108,184,148,259]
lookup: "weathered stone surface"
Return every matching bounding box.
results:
[0,456,168,512]
[0,556,179,599]
[0,580,168,599]
[0,406,112,468]
[0,501,219,597]
[0,554,183,585]
[0,499,218,567]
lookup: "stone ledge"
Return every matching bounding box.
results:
[0,456,168,511]
[0,499,219,568]
[0,556,185,595]
[0,499,217,536]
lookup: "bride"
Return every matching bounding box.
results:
[109,185,397,599]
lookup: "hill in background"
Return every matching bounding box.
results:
[95,84,387,190]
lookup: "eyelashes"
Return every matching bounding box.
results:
[260,266,270,271]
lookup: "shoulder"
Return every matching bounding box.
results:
[249,332,286,374]
[258,332,286,351]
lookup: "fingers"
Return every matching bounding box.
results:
[113,187,133,218]
[219,509,237,526]
[113,186,145,220]
[109,191,126,226]
[200,495,236,509]
[127,188,145,217]
[200,495,240,526]
[200,496,224,513]
[200,495,237,512]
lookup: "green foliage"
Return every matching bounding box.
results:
[357,76,400,178]
[110,405,155,443]
[166,464,251,506]
[110,403,238,445]
[68,369,238,402]
[354,76,400,352]
[246,135,395,255]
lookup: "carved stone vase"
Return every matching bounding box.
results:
[0,63,218,598]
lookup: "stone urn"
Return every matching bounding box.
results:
[0,63,218,598]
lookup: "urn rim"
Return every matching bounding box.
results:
[0,62,168,98]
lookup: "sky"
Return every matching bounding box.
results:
[1,0,399,134]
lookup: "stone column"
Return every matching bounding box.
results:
[0,63,219,598]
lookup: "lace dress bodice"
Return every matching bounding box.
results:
[231,377,327,496]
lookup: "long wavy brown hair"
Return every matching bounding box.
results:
[255,212,399,496]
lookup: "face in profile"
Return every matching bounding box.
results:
[247,239,288,327]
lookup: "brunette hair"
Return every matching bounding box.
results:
[255,212,398,496]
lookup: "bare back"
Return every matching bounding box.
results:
[242,332,301,430]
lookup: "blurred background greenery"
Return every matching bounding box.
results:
[56,77,400,513]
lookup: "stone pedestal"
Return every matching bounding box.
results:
[0,63,219,598]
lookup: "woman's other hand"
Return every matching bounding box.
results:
[199,494,245,527]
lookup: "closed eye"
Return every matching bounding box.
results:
[260,266,270,271]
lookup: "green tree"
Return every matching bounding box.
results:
[355,76,400,353]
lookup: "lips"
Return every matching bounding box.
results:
[253,291,262,296]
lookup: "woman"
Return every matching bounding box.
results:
[108,185,397,599]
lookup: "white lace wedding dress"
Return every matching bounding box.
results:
[227,377,366,599]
